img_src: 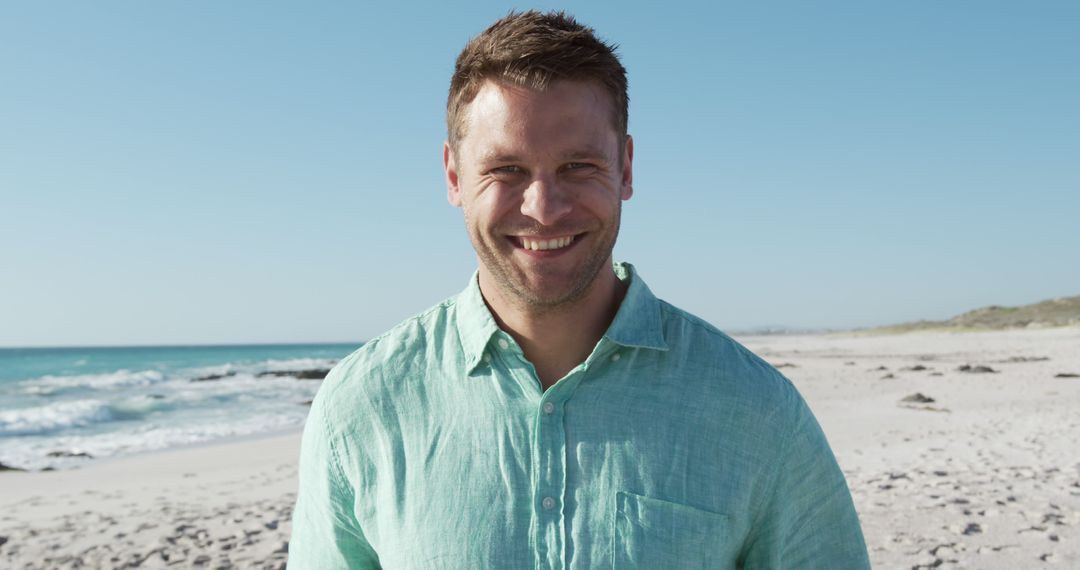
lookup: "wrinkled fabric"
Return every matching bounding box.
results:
[288,262,870,569]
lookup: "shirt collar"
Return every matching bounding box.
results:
[455,261,669,373]
[603,262,669,351]
[456,271,503,373]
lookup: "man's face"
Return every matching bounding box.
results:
[444,79,633,310]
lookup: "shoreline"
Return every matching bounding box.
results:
[0,429,302,510]
[0,425,306,477]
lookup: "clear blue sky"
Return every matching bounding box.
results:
[2,1,1077,347]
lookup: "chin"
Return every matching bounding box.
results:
[513,276,592,308]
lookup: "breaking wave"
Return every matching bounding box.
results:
[0,399,114,435]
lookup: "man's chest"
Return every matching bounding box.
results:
[350,379,770,569]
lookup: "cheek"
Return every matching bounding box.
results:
[576,187,621,215]
[462,201,499,239]
[470,191,521,225]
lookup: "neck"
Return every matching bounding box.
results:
[479,264,626,391]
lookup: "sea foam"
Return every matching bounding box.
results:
[0,344,350,470]
[0,399,114,435]
[21,369,166,395]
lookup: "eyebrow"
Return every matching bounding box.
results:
[560,147,610,161]
[478,147,610,164]
[478,151,524,164]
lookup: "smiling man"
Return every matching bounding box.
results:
[288,11,870,569]
[445,76,632,388]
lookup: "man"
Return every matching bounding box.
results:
[289,10,870,569]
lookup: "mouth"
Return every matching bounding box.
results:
[509,233,583,252]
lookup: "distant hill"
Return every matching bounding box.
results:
[872,295,1080,333]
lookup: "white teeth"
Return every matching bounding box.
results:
[521,235,575,251]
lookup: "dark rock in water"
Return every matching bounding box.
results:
[872,366,888,371]
[1055,372,1080,378]
[46,451,93,459]
[881,373,896,379]
[0,535,7,547]
[0,461,25,472]
[1002,356,1050,363]
[772,362,797,369]
[41,467,56,472]
[291,369,329,379]
[258,369,330,380]
[844,361,856,366]
[930,372,944,377]
[962,522,983,535]
[902,365,929,372]
[301,400,314,406]
[957,364,998,374]
[148,394,167,399]
[192,371,237,382]
[901,393,935,404]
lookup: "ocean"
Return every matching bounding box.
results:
[0,343,359,471]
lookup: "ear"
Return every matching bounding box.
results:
[620,134,634,200]
[444,141,463,207]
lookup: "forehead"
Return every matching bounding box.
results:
[459,79,619,160]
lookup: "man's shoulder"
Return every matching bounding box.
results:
[317,294,463,402]
[654,298,802,409]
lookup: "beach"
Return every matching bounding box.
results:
[749,327,1080,568]
[2,328,1078,568]
[0,432,300,569]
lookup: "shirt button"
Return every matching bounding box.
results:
[542,496,556,510]
[542,402,555,414]
[611,353,621,362]
[498,338,510,350]
[483,353,491,364]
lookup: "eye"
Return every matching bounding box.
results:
[488,165,525,178]
[563,162,597,174]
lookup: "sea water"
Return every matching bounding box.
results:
[0,343,358,471]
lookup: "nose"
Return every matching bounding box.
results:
[520,174,572,226]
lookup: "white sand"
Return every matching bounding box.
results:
[742,327,1080,568]
[2,327,1078,568]
[0,433,300,569]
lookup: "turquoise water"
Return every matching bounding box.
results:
[0,343,359,471]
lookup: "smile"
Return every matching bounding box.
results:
[515,235,577,251]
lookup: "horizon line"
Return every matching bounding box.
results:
[0,340,367,351]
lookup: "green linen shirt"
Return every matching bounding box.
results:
[288,262,870,569]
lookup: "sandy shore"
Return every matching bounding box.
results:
[744,327,1080,568]
[2,327,1078,568]
[0,433,300,569]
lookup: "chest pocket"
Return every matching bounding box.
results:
[613,491,734,569]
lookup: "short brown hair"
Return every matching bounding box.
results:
[447,10,628,151]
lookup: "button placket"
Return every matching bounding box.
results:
[534,385,568,569]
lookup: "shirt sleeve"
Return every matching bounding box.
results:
[739,394,871,569]
[287,391,381,569]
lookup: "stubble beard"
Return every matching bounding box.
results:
[465,204,621,315]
